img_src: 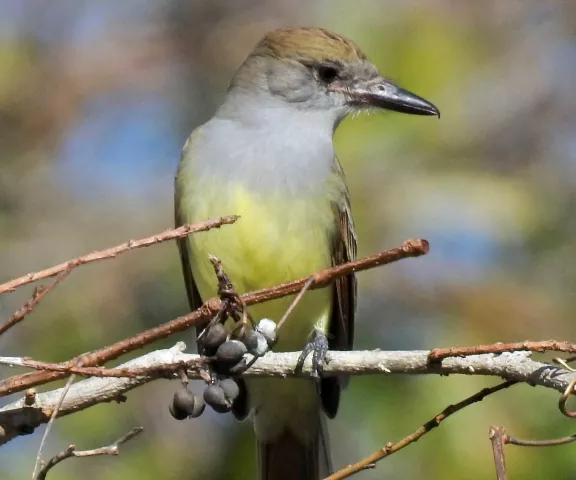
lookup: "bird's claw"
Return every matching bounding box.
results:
[296,330,329,382]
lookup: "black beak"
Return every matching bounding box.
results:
[350,79,440,117]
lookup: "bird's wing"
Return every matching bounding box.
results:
[329,157,357,350]
[174,197,204,313]
[321,157,357,418]
[174,131,205,314]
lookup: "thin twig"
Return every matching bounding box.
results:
[0,268,72,337]
[325,381,517,480]
[0,239,429,397]
[245,239,429,306]
[0,356,170,378]
[209,255,235,300]
[0,216,238,295]
[553,357,576,372]
[32,369,78,478]
[489,425,508,480]
[428,340,576,363]
[487,422,576,480]
[276,276,315,331]
[35,426,143,480]
[207,254,251,337]
[558,378,576,418]
[506,433,576,447]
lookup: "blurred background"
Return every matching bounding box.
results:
[1,0,576,478]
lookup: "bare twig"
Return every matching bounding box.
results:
[207,254,250,335]
[489,425,508,480]
[276,276,315,331]
[488,422,576,480]
[0,239,429,397]
[32,370,78,478]
[553,357,576,372]
[0,216,238,295]
[506,432,576,447]
[0,269,72,337]
[0,356,166,378]
[35,426,143,480]
[245,239,429,306]
[326,381,517,480]
[558,378,576,418]
[209,254,235,300]
[428,340,576,363]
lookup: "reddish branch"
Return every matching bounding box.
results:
[0,269,72,336]
[0,238,429,397]
[0,216,238,295]
[0,355,207,378]
[325,381,517,480]
[428,340,576,363]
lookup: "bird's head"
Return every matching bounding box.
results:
[228,27,439,124]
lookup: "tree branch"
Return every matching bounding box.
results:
[1,343,573,446]
[326,381,517,480]
[35,426,143,480]
[429,341,576,362]
[0,269,72,337]
[0,216,238,295]
[0,238,429,397]
[32,364,79,479]
[489,425,508,480]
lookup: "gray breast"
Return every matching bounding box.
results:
[192,112,337,196]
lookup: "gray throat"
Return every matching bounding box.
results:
[191,92,341,196]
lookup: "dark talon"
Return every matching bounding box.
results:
[296,330,329,381]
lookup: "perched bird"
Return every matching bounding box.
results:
[175,27,438,480]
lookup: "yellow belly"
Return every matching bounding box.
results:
[181,182,335,351]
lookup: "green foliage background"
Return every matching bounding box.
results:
[1,1,576,478]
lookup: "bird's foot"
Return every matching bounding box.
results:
[296,330,329,382]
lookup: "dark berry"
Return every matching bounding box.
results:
[202,324,227,353]
[173,386,196,414]
[169,397,188,420]
[189,395,206,418]
[219,378,240,402]
[203,384,231,413]
[216,340,247,364]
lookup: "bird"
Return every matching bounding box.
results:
[175,26,439,480]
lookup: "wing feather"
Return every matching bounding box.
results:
[321,158,357,418]
[174,177,204,313]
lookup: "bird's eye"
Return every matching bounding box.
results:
[317,65,339,84]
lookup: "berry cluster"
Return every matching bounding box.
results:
[168,318,277,420]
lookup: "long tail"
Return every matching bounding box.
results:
[258,417,331,480]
